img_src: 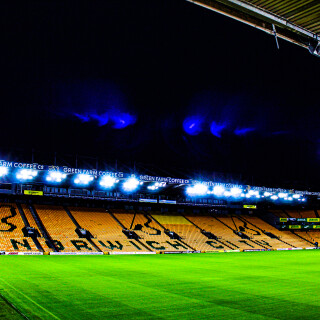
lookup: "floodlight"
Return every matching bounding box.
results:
[16,169,38,180]
[186,184,208,196]
[0,167,8,177]
[292,194,300,199]
[248,190,259,197]
[230,187,242,197]
[74,174,94,185]
[213,185,225,196]
[46,171,67,183]
[100,176,117,188]
[278,193,287,198]
[148,182,166,191]
[122,177,140,192]
[271,195,278,200]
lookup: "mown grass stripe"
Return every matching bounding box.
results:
[0,279,61,320]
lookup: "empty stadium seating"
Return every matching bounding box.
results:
[113,210,190,251]
[150,214,227,251]
[233,215,310,248]
[20,204,53,252]
[69,207,144,252]
[0,203,319,253]
[0,203,38,252]
[186,215,262,250]
[274,209,317,219]
[34,205,96,252]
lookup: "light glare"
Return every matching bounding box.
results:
[123,177,140,192]
[46,171,66,183]
[16,169,38,180]
[74,174,94,185]
[186,184,208,196]
[0,167,8,177]
[213,185,225,196]
[100,176,117,188]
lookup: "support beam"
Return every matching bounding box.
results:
[186,0,320,53]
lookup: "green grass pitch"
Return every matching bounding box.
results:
[1,251,320,319]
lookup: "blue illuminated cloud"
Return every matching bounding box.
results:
[210,121,227,138]
[74,113,90,122]
[183,116,204,136]
[73,109,136,129]
[110,111,137,129]
[234,127,256,136]
[91,112,109,126]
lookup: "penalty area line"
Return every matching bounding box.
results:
[0,291,30,320]
[0,279,61,320]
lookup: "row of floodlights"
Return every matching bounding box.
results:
[0,168,309,200]
[0,168,144,192]
[0,169,162,193]
[186,184,306,201]
[60,174,144,192]
[53,172,143,192]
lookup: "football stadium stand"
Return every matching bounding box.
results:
[0,203,319,253]
[20,204,53,252]
[112,210,192,251]
[0,203,39,252]
[34,205,96,252]
[151,213,227,251]
[187,215,263,250]
[285,209,317,219]
[68,207,144,252]
[233,215,311,249]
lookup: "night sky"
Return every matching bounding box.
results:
[0,0,319,189]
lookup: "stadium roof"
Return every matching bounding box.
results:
[186,0,320,55]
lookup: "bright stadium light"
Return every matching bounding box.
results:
[46,171,67,183]
[99,176,118,188]
[0,167,8,177]
[186,184,208,196]
[292,194,300,199]
[271,195,278,200]
[16,169,38,180]
[122,177,140,192]
[74,174,94,185]
[213,185,225,196]
[148,182,166,191]
[278,192,287,198]
[230,187,242,197]
[248,190,260,197]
